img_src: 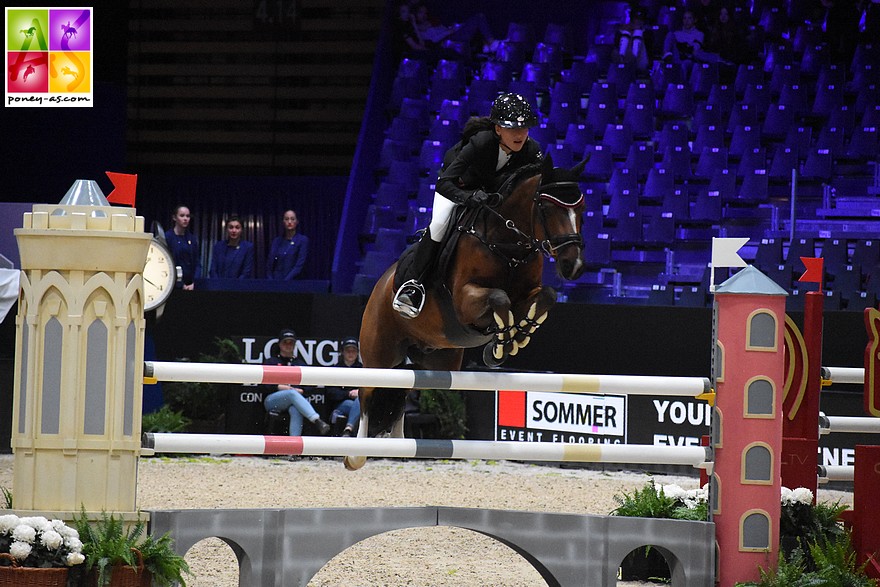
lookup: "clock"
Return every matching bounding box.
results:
[143,238,178,311]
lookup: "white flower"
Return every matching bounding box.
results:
[780,486,794,505]
[12,524,36,543]
[661,484,686,501]
[791,487,813,505]
[66,551,85,566]
[64,536,83,552]
[18,516,51,533]
[0,515,20,534]
[9,541,32,560]
[40,529,63,550]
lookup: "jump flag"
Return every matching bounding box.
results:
[710,237,749,292]
[105,172,138,207]
[799,257,824,293]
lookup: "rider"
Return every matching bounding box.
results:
[392,92,543,318]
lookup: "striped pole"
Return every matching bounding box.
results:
[821,367,865,385]
[144,361,712,397]
[142,433,712,469]
[819,413,880,435]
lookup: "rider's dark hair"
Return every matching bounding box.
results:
[461,116,494,146]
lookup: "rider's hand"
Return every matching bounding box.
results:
[467,190,499,208]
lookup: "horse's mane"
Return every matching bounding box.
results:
[502,161,544,195]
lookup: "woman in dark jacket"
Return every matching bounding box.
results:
[392,92,543,318]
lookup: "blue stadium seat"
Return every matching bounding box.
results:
[427,118,461,150]
[735,147,767,178]
[378,138,413,171]
[522,61,552,91]
[661,145,693,180]
[660,186,689,219]
[586,99,617,137]
[769,63,800,95]
[729,125,761,159]
[547,99,581,130]
[373,227,407,255]
[847,125,880,159]
[658,83,694,119]
[811,82,845,118]
[437,98,469,127]
[374,181,410,211]
[778,84,809,116]
[707,83,735,115]
[609,211,643,243]
[561,60,599,94]
[693,124,725,153]
[532,42,565,75]
[563,123,595,154]
[602,123,634,157]
[816,123,846,156]
[762,103,795,140]
[692,103,723,128]
[625,81,655,109]
[821,237,850,280]
[607,166,639,198]
[769,146,798,182]
[529,122,559,148]
[624,143,655,179]
[786,237,816,264]
[690,62,718,98]
[583,233,612,266]
[622,101,655,138]
[644,211,676,244]
[468,79,501,109]
[737,168,769,203]
[656,121,689,151]
[651,62,686,95]
[418,140,446,175]
[802,148,833,180]
[643,166,674,203]
[479,62,512,85]
[852,239,880,269]
[827,105,857,138]
[545,143,575,168]
[742,83,771,114]
[694,147,728,179]
[754,238,784,270]
[582,144,615,180]
[606,62,637,95]
[785,125,813,160]
[726,103,759,135]
[386,159,421,194]
[734,63,764,96]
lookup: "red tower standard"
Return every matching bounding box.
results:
[712,266,787,586]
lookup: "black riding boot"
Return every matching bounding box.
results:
[392,232,440,319]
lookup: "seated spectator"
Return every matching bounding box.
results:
[263,328,331,436]
[704,5,753,65]
[327,337,362,437]
[267,209,309,280]
[686,0,721,33]
[412,2,499,53]
[209,215,254,279]
[614,4,651,72]
[392,1,424,59]
[663,9,724,64]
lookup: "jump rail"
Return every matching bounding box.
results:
[141,433,713,469]
[821,366,865,385]
[819,413,880,435]
[144,361,712,397]
[818,465,854,483]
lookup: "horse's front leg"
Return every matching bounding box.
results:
[459,284,516,366]
[510,286,557,354]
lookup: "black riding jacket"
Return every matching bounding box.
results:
[436,129,543,205]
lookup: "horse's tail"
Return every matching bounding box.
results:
[366,388,406,436]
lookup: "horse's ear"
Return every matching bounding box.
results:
[542,153,554,174]
[571,155,589,177]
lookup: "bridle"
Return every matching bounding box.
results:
[459,178,585,269]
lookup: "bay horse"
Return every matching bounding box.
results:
[344,157,587,470]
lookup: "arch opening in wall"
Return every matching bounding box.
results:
[740,510,772,551]
[618,544,672,582]
[744,377,775,418]
[742,442,773,484]
[710,473,721,515]
[312,526,552,586]
[184,537,240,586]
[714,340,725,382]
[746,310,778,351]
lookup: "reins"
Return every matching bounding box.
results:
[458,179,584,268]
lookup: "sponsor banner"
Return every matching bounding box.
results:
[496,390,627,444]
[5,7,93,107]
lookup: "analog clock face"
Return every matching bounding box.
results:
[143,240,176,311]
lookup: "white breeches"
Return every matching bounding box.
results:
[427,192,456,242]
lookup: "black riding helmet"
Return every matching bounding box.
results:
[489,93,538,128]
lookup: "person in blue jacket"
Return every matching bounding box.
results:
[209,215,254,279]
[267,209,309,280]
[327,337,362,437]
[164,205,201,290]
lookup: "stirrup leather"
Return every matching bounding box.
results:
[392,279,426,318]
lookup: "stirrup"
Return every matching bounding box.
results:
[392,279,426,319]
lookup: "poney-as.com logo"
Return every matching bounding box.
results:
[5,7,93,107]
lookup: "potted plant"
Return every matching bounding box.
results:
[0,513,86,586]
[610,480,709,581]
[73,508,190,587]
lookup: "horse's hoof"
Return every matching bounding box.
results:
[482,343,505,367]
[343,456,366,471]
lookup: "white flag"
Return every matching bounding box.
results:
[711,237,748,268]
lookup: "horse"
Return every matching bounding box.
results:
[344,156,587,470]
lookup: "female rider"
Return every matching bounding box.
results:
[392,93,543,318]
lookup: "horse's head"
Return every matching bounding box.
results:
[534,156,587,280]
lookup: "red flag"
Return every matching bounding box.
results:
[105,171,137,207]
[799,257,824,291]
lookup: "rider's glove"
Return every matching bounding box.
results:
[466,190,500,208]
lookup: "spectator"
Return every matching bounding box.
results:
[663,9,723,64]
[412,2,499,53]
[391,1,425,58]
[263,328,331,436]
[209,215,254,279]
[164,205,200,290]
[392,93,543,318]
[614,4,651,71]
[704,5,752,65]
[686,0,721,33]
[327,337,362,437]
[267,209,309,280]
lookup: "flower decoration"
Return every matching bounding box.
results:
[0,514,85,568]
